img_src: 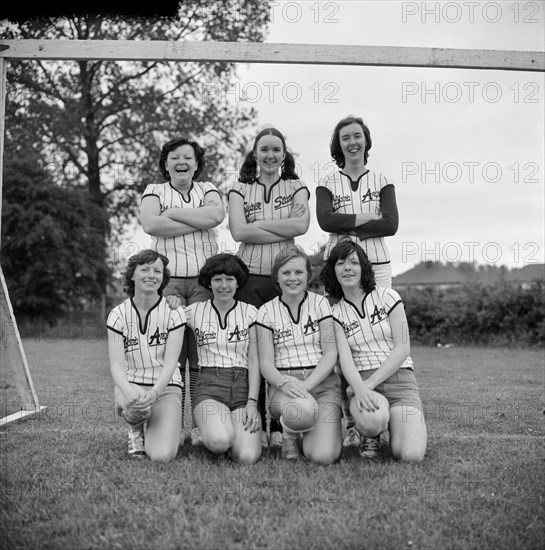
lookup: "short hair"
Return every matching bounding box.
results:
[159,137,206,181]
[198,253,250,291]
[271,245,313,292]
[122,249,171,297]
[319,240,375,299]
[330,116,372,168]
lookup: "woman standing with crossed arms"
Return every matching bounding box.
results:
[140,137,225,445]
[228,127,310,446]
[316,115,399,454]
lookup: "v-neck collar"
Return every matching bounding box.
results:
[279,291,308,324]
[130,296,162,334]
[340,169,369,192]
[211,299,238,330]
[255,177,282,203]
[170,180,194,203]
[343,291,371,319]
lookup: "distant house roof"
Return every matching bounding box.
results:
[393,262,545,286]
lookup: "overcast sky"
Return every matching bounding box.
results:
[132,0,545,276]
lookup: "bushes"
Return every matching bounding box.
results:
[401,281,545,346]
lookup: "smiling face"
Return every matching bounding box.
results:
[254,134,285,178]
[166,144,197,183]
[339,122,367,166]
[210,273,238,303]
[276,257,308,299]
[132,259,164,296]
[334,251,362,292]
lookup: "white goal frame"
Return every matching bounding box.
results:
[0,39,543,426]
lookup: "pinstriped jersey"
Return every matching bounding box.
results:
[332,288,413,372]
[228,178,310,275]
[141,181,221,277]
[185,300,258,369]
[256,291,332,370]
[106,297,186,388]
[318,170,392,264]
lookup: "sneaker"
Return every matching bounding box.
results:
[281,433,301,460]
[343,426,361,447]
[191,427,203,447]
[360,435,380,459]
[127,427,145,458]
[270,431,283,447]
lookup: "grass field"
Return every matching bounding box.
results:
[1,339,544,550]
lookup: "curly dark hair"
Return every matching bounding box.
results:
[330,116,372,168]
[122,249,171,297]
[159,137,206,181]
[198,253,250,291]
[238,127,299,184]
[319,240,375,299]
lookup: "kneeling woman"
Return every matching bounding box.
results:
[256,246,342,463]
[187,253,261,464]
[320,240,427,462]
[107,250,186,462]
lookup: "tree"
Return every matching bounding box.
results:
[0,4,271,275]
[1,147,109,323]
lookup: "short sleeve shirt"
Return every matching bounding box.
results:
[185,300,258,369]
[107,297,186,387]
[332,287,413,372]
[256,291,332,370]
[228,178,310,275]
[141,181,221,277]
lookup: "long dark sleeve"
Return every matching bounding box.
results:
[354,184,399,240]
[315,186,357,233]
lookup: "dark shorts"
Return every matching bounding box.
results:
[192,367,250,411]
[355,368,423,410]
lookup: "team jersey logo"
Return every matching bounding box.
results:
[332,194,351,210]
[273,326,293,343]
[228,324,250,342]
[342,319,361,338]
[123,335,139,351]
[303,315,318,335]
[274,194,292,210]
[369,305,387,325]
[361,189,380,203]
[244,201,262,217]
[195,327,217,346]
[148,327,167,347]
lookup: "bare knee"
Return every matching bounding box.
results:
[204,433,232,454]
[231,447,261,465]
[304,445,341,465]
[147,445,178,463]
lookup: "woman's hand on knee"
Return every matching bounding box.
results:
[353,383,381,413]
[280,379,311,400]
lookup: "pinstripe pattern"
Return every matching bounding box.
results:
[185,300,258,369]
[332,287,413,371]
[256,291,332,370]
[141,181,220,277]
[319,170,392,264]
[106,297,186,387]
[228,179,310,275]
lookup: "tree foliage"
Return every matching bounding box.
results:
[0,3,271,252]
[1,148,109,323]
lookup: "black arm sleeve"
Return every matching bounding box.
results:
[354,184,399,240]
[315,186,357,234]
